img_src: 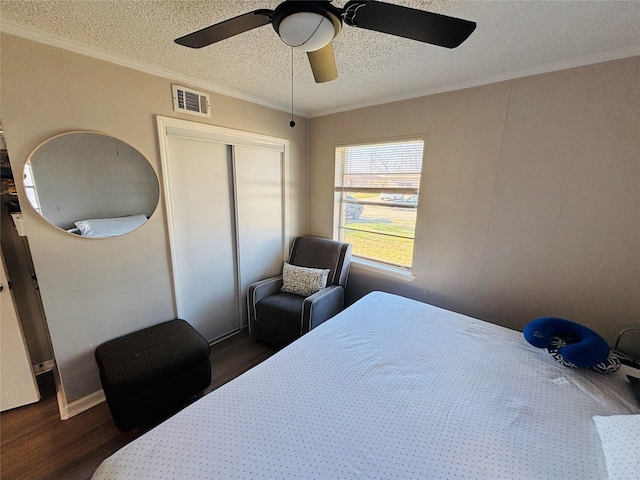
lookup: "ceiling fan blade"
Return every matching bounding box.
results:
[342,1,476,48]
[307,43,339,83]
[175,9,273,48]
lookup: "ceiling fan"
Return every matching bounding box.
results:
[175,0,476,83]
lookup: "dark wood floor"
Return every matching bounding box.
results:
[0,330,279,480]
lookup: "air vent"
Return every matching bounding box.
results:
[172,84,211,117]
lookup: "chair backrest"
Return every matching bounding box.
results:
[288,236,352,288]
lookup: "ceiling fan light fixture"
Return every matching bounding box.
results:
[175,0,477,85]
[278,12,336,52]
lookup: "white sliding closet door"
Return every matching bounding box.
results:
[234,145,283,328]
[164,136,239,341]
[158,117,287,343]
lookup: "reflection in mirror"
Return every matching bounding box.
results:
[25,132,159,238]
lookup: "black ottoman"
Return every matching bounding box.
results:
[95,319,211,431]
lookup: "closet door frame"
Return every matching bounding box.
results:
[156,116,289,338]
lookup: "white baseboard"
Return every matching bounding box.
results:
[58,389,106,420]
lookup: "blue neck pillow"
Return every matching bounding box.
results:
[523,317,613,369]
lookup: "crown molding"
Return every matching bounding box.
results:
[309,45,640,118]
[1,20,310,118]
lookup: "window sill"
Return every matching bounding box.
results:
[351,258,415,282]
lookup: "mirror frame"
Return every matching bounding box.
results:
[24,131,159,238]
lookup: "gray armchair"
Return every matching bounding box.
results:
[248,236,352,347]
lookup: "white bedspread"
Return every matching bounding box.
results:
[93,291,639,479]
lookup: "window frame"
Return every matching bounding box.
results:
[333,137,425,276]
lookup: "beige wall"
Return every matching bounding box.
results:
[309,56,640,347]
[0,33,309,406]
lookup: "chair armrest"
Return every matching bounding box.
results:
[301,285,345,333]
[247,275,283,336]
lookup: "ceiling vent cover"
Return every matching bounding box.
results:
[172,84,211,117]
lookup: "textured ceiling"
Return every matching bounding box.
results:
[2,1,639,117]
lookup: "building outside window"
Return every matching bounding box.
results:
[334,139,424,270]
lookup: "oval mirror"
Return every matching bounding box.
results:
[24,132,159,238]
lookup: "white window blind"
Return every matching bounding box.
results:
[335,140,424,194]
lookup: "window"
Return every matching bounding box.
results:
[334,139,424,270]
[23,161,41,213]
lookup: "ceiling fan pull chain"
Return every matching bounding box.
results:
[290,46,296,128]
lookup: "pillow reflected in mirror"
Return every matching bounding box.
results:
[73,214,148,238]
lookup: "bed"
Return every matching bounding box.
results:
[92,291,639,479]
